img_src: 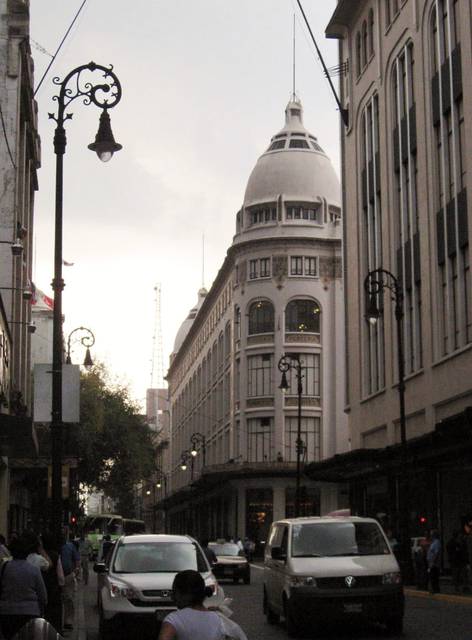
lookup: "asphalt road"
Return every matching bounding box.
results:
[84,562,472,639]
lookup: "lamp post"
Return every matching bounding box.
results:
[155,469,168,533]
[190,432,206,467]
[364,268,409,572]
[49,62,122,543]
[278,353,304,517]
[65,326,95,369]
[180,450,194,480]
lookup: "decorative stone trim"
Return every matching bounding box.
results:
[247,397,275,408]
[284,396,321,407]
[285,333,320,344]
[247,334,274,345]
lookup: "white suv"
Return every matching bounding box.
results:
[95,534,224,638]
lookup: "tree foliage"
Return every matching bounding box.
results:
[77,363,155,516]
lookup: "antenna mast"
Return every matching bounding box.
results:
[292,13,296,100]
[150,284,165,389]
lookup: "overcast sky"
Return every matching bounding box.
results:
[30,0,339,405]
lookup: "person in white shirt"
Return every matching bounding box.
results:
[158,570,247,640]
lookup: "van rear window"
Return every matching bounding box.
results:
[291,522,390,557]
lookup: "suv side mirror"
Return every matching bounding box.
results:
[93,562,108,574]
[271,546,286,561]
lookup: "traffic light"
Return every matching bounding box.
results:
[418,515,427,526]
[70,515,77,525]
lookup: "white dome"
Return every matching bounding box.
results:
[172,288,207,354]
[244,98,340,208]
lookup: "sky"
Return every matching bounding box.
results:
[29,0,340,406]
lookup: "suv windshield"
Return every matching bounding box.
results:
[210,543,243,557]
[291,522,390,557]
[112,542,208,573]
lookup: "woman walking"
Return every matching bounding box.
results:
[158,570,247,640]
[0,536,47,640]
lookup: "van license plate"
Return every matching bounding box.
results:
[344,603,362,613]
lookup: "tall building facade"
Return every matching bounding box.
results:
[0,0,41,535]
[164,99,348,545]
[317,0,472,540]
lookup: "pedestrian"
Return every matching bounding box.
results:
[99,535,114,562]
[77,534,93,585]
[0,535,48,640]
[0,536,10,561]
[24,532,50,573]
[60,534,80,630]
[243,538,254,562]
[158,569,247,640]
[427,529,442,594]
[41,532,65,633]
[235,537,243,552]
[446,530,469,593]
[200,540,217,566]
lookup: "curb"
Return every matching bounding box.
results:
[404,587,472,605]
[76,583,87,640]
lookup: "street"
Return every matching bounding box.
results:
[81,563,472,640]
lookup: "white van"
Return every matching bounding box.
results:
[263,516,404,636]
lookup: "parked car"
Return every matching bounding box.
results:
[263,516,404,637]
[208,542,250,584]
[94,534,224,638]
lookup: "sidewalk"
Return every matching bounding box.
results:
[63,581,87,640]
[405,575,472,605]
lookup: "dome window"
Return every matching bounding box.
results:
[285,299,321,334]
[268,140,286,151]
[249,206,277,226]
[286,205,320,222]
[274,134,287,139]
[311,141,324,152]
[290,108,301,118]
[248,300,274,335]
[289,139,309,149]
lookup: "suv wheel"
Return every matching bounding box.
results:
[99,609,114,640]
[385,616,403,636]
[263,589,279,625]
[284,598,300,637]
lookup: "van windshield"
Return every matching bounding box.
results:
[291,522,390,557]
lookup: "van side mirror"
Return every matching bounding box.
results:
[271,546,286,561]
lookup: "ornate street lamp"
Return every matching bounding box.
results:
[278,353,304,517]
[49,62,122,543]
[190,432,206,467]
[364,268,409,573]
[65,326,95,369]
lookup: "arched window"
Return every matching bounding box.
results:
[248,300,274,335]
[369,9,374,56]
[356,32,362,76]
[285,299,321,333]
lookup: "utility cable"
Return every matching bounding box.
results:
[34,0,88,97]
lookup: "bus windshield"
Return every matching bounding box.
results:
[84,515,123,536]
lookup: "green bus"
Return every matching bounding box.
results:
[84,514,145,558]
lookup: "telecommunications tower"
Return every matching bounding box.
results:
[150,283,165,389]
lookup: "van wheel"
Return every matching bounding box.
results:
[99,607,114,640]
[263,589,279,625]
[284,599,300,637]
[385,616,403,636]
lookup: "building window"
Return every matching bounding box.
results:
[431,1,470,355]
[248,300,274,335]
[249,258,271,280]
[268,140,285,151]
[289,139,309,149]
[247,354,273,397]
[284,416,320,463]
[289,256,318,277]
[285,299,321,333]
[362,21,368,68]
[284,353,320,397]
[392,42,423,374]
[361,94,385,394]
[248,206,277,226]
[356,31,362,77]
[286,205,320,222]
[369,9,374,57]
[247,418,272,462]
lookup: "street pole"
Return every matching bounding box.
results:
[278,353,304,517]
[49,62,122,543]
[364,269,409,574]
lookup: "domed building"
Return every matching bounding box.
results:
[163,98,349,543]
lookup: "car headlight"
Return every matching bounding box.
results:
[288,576,317,587]
[108,581,137,599]
[382,572,402,585]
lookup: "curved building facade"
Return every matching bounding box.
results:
[163,99,349,544]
